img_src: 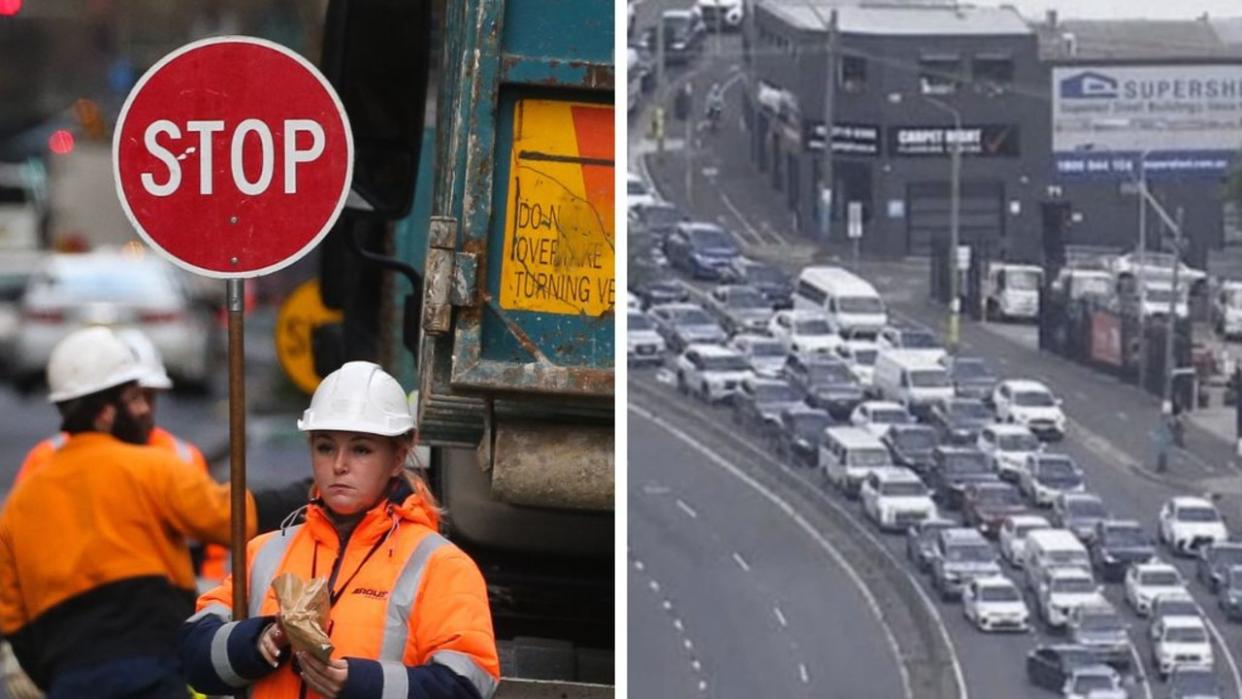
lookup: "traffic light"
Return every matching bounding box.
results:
[0,0,22,16]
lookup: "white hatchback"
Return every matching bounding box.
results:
[962,575,1030,632]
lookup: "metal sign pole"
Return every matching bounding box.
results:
[228,278,248,619]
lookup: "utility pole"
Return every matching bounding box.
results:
[685,83,694,209]
[1137,155,1148,389]
[925,95,963,353]
[1162,207,1185,416]
[655,16,665,156]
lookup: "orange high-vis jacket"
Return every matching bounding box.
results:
[16,427,231,583]
[0,432,257,688]
[181,486,500,699]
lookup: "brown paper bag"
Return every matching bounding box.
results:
[270,572,334,663]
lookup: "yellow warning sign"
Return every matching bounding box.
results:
[274,279,343,394]
[499,99,615,316]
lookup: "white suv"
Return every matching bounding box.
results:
[977,424,1042,481]
[1158,497,1229,556]
[1152,615,1213,679]
[1036,566,1105,629]
[992,379,1065,440]
[860,467,937,532]
[627,311,666,367]
[675,344,754,403]
[767,310,841,355]
[998,514,1051,568]
[962,575,1030,632]
[1125,561,1187,616]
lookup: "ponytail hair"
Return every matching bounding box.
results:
[392,430,443,515]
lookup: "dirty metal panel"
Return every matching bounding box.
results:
[499,0,613,70]
[501,55,614,90]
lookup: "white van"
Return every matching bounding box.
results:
[872,350,954,415]
[1022,528,1090,591]
[819,426,893,496]
[793,266,887,335]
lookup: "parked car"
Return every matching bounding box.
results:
[629,200,683,239]
[664,221,738,279]
[777,405,833,467]
[627,311,666,367]
[1125,562,1188,616]
[1215,565,1242,621]
[849,400,914,438]
[13,251,218,391]
[767,309,841,355]
[626,172,658,211]
[1168,666,1224,699]
[729,334,787,378]
[999,514,1052,568]
[1036,566,1106,629]
[1052,492,1109,543]
[1019,453,1086,507]
[1067,602,1130,670]
[723,257,792,309]
[963,482,1028,538]
[649,302,727,353]
[658,8,706,65]
[977,424,1042,482]
[783,353,864,418]
[930,527,1002,601]
[962,575,1030,632]
[705,284,774,335]
[927,446,998,510]
[731,376,803,434]
[940,355,998,401]
[992,379,1066,441]
[1025,645,1100,695]
[1151,615,1213,679]
[881,424,938,475]
[1196,541,1242,593]
[876,324,946,363]
[905,517,956,573]
[1159,497,1229,557]
[928,397,993,445]
[631,277,689,310]
[674,344,754,403]
[1211,280,1242,340]
[1090,520,1156,583]
[860,467,937,532]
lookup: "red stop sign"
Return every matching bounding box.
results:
[114,37,353,278]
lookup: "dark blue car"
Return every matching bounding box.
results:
[664,222,740,280]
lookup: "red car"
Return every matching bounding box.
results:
[963,482,1027,538]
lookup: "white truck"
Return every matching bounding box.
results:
[984,263,1042,322]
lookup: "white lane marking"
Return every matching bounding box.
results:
[632,395,968,699]
[674,618,684,631]
[1202,610,1242,697]
[649,580,660,592]
[717,192,763,247]
[698,679,708,692]
[773,605,788,628]
[721,192,780,247]
[692,659,701,672]
[676,498,699,519]
[799,663,810,684]
[631,404,919,699]
[684,638,694,651]
[732,551,751,572]
[1127,642,1153,699]
[634,559,645,572]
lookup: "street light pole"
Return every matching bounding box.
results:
[655,16,665,156]
[925,95,963,353]
[1163,207,1185,416]
[1138,154,1147,388]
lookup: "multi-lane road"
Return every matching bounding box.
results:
[628,6,1242,697]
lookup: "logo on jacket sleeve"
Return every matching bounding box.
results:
[352,587,389,600]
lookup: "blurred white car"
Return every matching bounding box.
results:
[835,339,878,387]
[767,310,841,355]
[627,311,665,367]
[675,343,754,403]
[1158,496,1229,556]
[1036,566,1105,629]
[13,250,216,391]
[998,514,1051,568]
[627,172,658,212]
[1151,615,1213,679]
[992,379,1065,441]
[1125,562,1187,616]
[729,334,786,378]
[977,424,1042,481]
[962,575,1030,632]
[849,400,913,438]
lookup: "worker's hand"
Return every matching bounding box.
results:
[296,651,348,698]
[257,621,289,668]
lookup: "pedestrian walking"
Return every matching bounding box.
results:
[178,361,499,699]
[0,326,305,698]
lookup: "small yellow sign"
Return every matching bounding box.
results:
[499,99,615,316]
[274,279,343,394]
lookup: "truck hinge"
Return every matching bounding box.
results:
[423,216,479,335]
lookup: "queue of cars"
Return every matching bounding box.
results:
[628,174,1238,697]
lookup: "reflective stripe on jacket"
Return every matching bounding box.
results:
[180,485,499,699]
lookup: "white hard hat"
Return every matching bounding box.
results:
[115,328,173,390]
[46,326,148,403]
[297,361,415,436]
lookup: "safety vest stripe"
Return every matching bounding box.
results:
[210,621,249,688]
[431,650,498,699]
[379,532,448,661]
[379,660,409,699]
[248,525,302,619]
[172,437,192,464]
[186,602,232,624]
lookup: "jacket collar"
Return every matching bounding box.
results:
[302,478,439,547]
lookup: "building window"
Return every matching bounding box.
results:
[973,55,1013,89]
[919,55,960,95]
[839,55,866,94]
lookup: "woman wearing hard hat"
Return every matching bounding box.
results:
[178,361,499,699]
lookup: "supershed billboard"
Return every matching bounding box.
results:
[1052,65,1242,179]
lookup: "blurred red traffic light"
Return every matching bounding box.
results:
[0,0,21,16]
[48,129,75,155]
